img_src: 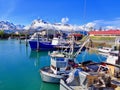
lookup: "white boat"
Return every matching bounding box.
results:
[40,51,75,83]
[60,40,120,90]
[106,50,118,64]
[40,36,90,83]
[105,50,120,78]
[60,61,120,90]
[98,47,113,53]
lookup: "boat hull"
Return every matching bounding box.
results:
[60,79,73,90]
[40,67,63,83]
[29,41,56,51]
[29,40,86,51]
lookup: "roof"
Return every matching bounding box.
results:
[89,30,120,35]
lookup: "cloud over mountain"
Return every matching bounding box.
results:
[25,18,120,32]
[27,18,81,31]
[87,18,120,30]
[1,17,120,32]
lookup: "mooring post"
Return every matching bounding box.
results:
[36,32,40,52]
[25,33,28,47]
[19,34,21,44]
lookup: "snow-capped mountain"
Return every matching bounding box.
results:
[29,19,51,30]
[0,19,87,32]
[16,25,25,30]
[27,19,81,31]
[0,21,25,30]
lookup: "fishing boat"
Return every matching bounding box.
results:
[60,45,120,90]
[29,32,83,51]
[60,60,120,90]
[40,36,89,83]
[40,51,76,83]
[105,48,120,78]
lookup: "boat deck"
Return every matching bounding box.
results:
[61,77,120,90]
[41,66,53,74]
[61,69,120,90]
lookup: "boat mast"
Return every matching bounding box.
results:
[47,23,48,41]
[70,28,74,56]
[117,45,120,65]
[37,32,39,51]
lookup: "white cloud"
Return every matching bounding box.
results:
[105,26,116,30]
[61,17,69,24]
[85,22,96,28]
[84,18,120,31]
[24,25,30,30]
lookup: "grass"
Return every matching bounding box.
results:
[90,36,116,41]
[79,36,118,49]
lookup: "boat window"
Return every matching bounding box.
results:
[57,68,60,71]
[56,58,64,61]
[39,38,42,41]
[44,38,47,41]
[110,53,118,56]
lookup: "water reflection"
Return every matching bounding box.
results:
[29,51,50,67]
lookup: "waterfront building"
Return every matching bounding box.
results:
[89,30,120,37]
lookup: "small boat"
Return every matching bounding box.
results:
[60,44,120,90]
[60,61,120,90]
[40,36,90,83]
[98,50,119,57]
[105,49,120,78]
[106,50,118,64]
[98,47,113,53]
[40,51,77,83]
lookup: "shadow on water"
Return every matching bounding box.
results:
[40,82,59,90]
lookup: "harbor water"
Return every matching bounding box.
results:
[0,39,106,90]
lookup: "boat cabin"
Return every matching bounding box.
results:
[50,51,71,75]
[50,55,69,75]
[51,37,66,45]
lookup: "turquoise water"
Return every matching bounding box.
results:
[0,39,106,90]
[0,40,59,90]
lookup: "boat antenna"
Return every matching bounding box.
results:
[70,28,74,56]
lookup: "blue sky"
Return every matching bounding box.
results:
[0,0,120,27]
